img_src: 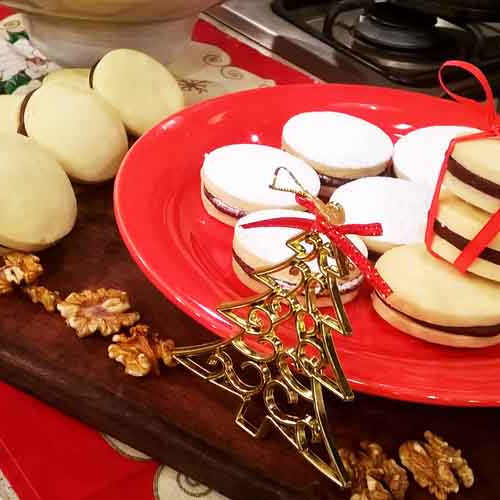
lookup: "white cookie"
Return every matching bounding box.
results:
[393,125,479,188]
[201,144,320,226]
[331,177,433,254]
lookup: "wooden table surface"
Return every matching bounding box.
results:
[0,184,497,500]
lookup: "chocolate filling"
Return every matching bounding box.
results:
[233,250,362,295]
[448,157,500,199]
[318,164,391,188]
[203,186,247,219]
[434,220,500,265]
[17,89,37,136]
[376,292,500,337]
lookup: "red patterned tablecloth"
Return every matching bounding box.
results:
[0,5,313,500]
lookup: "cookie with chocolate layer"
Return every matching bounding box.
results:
[282,112,393,199]
[372,244,500,348]
[445,138,500,214]
[331,177,433,255]
[91,48,184,137]
[431,191,500,282]
[393,125,479,188]
[233,209,367,305]
[201,144,320,226]
[0,95,23,133]
[44,68,91,91]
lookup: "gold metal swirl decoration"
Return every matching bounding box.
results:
[172,230,356,489]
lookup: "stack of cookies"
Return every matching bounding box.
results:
[373,137,500,348]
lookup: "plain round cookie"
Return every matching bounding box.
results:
[201,144,321,226]
[431,191,500,282]
[282,111,393,178]
[44,68,91,91]
[0,95,23,133]
[0,133,77,252]
[91,48,184,136]
[446,138,500,214]
[24,82,128,183]
[330,177,433,253]
[393,125,479,188]
[373,244,500,347]
[233,209,367,305]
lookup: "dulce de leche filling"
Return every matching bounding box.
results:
[233,250,363,296]
[376,292,500,338]
[203,185,247,219]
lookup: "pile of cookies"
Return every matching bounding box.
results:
[374,137,500,348]
[200,112,500,349]
[0,48,184,254]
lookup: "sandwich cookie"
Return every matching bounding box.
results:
[201,144,321,226]
[22,82,128,183]
[372,244,500,348]
[0,133,77,252]
[331,177,433,255]
[393,125,480,188]
[282,112,393,199]
[90,48,184,136]
[43,68,91,91]
[233,209,368,305]
[0,95,23,133]
[431,191,500,282]
[445,138,500,213]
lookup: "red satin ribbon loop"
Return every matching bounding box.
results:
[426,60,500,272]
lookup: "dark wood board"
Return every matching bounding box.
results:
[0,183,498,500]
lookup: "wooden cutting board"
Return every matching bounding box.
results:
[0,183,497,500]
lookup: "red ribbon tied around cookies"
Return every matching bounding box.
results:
[242,193,393,298]
[425,60,500,272]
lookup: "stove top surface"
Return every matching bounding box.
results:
[206,0,500,98]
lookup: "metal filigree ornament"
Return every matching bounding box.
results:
[169,168,380,489]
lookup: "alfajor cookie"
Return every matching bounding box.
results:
[43,68,91,91]
[282,111,393,199]
[430,191,500,283]
[393,125,479,188]
[445,137,500,213]
[0,133,77,252]
[331,177,433,255]
[91,48,184,136]
[0,95,23,133]
[372,244,500,348]
[23,82,128,183]
[201,144,321,226]
[233,209,367,305]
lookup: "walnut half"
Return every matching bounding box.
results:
[57,288,140,338]
[399,431,474,500]
[340,441,409,500]
[108,324,176,377]
[0,253,43,294]
[23,285,61,312]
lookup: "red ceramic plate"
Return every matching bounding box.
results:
[115,83,499,407]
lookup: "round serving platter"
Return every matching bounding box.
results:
[114,83,500,407]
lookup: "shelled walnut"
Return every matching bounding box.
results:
[108,324,176,377]
[23,285,61,312]
[0,253,43,294]
[399,431,473,500]
[57,288,140,337]
[340,441,409,500]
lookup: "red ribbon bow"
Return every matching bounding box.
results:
[425,60,500,271]
[242,193,393,298]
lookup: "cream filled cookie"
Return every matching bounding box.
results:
[0,133,77,252]
[233,209,367,305]
[331,177,433,255]
[372,244,500,348]
[0,95,23,133]
[91,48,184,136]
[23,82,128,183]
[43,68,91,90]
[431,191,500,283]
[282,111,393,199]
[201,144,321,226]
[445,137,500,213]
[393,125,479,188]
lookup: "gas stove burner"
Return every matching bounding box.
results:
[354,3,439,50]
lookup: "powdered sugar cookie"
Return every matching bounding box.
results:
[201,144,320,226]
[282,111,393,199]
